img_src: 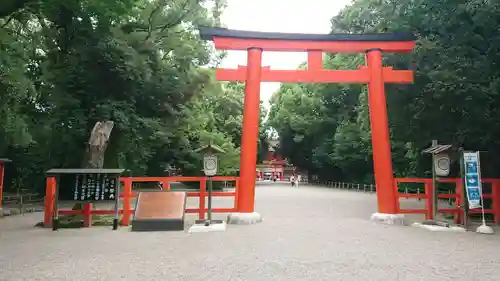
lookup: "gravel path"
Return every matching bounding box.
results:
[1,182,500,281]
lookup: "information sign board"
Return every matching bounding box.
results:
[463,152,482,209]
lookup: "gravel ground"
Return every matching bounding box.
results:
[1,182,500,281]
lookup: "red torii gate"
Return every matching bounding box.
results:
[199,27,415,220]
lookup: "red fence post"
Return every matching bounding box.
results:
[234,178,240,212]
[161,179,170,191]
[121,178,132,226]
[199,178,206,220]
[44,177,56,227]
[492,181,500,225]
[455,179,463,224]
[425,180,434,220]
[393,179,400,212]
[83,203,92,227]
[0,162,4,210]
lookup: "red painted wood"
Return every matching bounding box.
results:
[213,37,416,53]
[216,67,413,83]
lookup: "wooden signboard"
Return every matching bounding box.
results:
[46,168,125,231]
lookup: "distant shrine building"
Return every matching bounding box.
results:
[256,138,303,181]
[256,138,284,180]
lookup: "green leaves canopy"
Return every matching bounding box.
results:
[0,0,255,192]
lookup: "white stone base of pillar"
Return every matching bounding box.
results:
[370,212,405,225]
[227,212,262,225]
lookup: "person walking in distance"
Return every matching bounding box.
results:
[296,174,302,188]
[290,175,295,187]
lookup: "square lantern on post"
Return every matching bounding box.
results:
[189,142,227,233]
[193,142,225,177]
[422,140,452,224]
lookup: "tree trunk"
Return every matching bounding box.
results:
[73,121,114,211]
[83,121,114,169]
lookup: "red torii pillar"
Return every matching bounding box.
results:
[365,49,397,214]
[199,27,415,223]
[239,47,262,213]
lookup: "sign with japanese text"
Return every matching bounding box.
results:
[59,173,118,201]
[463,152,483,209]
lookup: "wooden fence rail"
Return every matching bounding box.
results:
[43,176,239,227]
[314,178,500,225]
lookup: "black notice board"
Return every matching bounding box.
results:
[46,169,125,202]
[69,173,117,201]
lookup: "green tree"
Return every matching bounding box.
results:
[268,0,500,183]
[0,0,241,192]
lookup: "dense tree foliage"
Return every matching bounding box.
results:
[0,0,273,193]
[5,0,500,194]
[269,0,500,183]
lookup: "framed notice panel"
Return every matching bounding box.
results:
[46,168,125,231]
[70,173,118,201]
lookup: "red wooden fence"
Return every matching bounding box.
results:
[395,178,500,224]
[44,175,500,228]
[43,176,239,227]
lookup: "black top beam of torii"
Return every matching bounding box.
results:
[198,26,415,42]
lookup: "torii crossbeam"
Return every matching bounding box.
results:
[199,26,416,222]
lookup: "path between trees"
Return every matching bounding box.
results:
[1,182,500,281]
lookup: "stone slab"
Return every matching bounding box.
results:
[412,222,466,232]
[370,212,405,225]
[131,191,186,232]
[227,212,262,225]
[188,221,227,233]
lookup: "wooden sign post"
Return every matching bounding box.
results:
[46,168,125,231]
